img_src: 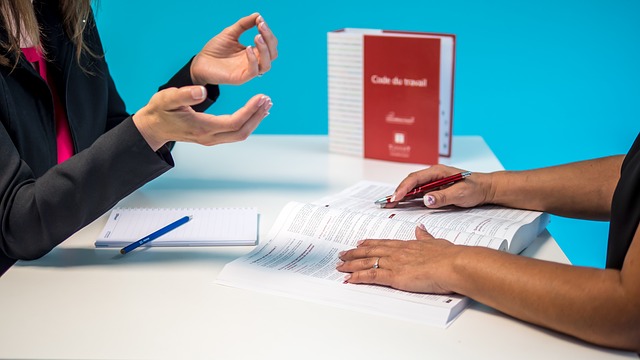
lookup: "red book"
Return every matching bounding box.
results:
[328,29,455,164]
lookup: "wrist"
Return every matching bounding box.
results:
[447,245,489,295]
[189,54,207,86]
[132,109,166,152]
[484,171,505,205]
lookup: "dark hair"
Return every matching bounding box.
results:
[0,0,96,68]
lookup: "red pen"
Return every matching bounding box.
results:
[374,171,472,206]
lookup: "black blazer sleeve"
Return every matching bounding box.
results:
[0,118,173,260]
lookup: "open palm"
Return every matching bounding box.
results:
[190,13,278,86]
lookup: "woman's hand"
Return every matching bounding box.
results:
[133,85,272,151]
[190,13,278,86]
[386,164,495,209]
[337,225,461,294]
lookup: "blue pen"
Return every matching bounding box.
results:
[120,215,193,255]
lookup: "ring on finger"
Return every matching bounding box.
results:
[372,257,380,269]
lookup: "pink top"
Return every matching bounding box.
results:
[21,47,74,163]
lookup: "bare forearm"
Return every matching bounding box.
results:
[449,247,640,351]
[487,156,623,220]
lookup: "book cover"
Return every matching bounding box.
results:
[363,35,441,164]
[328,29,455,164]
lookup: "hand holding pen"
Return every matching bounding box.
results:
[375,171,472,208]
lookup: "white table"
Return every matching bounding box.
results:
[0,136,635,359]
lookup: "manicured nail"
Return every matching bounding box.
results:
[258,96,267,107]
[257,15,263,23]
[390,193,397,203]
[191,86,206,100]
[356,240,364,246]
[265,101,273,111]
[257,35,265,44]
[338,250,346,257]
[336,261,344,267]
[425,195,436,206]
[246,45,253,56]
[260,21,269,31]
[343,274,351,284]
[418,223,427,231]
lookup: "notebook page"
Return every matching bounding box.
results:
[95,207,258,247]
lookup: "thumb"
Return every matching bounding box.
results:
[423,190,453,209]
[225,13,260,38]
[155,86,207,110]
[415,224,434,240]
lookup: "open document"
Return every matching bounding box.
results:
[216,181,550,327]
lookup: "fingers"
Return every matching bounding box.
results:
[337,252,393,286]
[338,239,410,262]
[223,13,278,79]
[245,46,260,77]
[256,15,278,60]
[204,94,272,145]
[224,13,260,39]
[253,34,272,74]
[415,224,433,240]
[151,85,207,110]
[135,90,271,150]
[249,15,277,76]
[344,268,394,287]
[338,256,381,273]
[133,86,209,151]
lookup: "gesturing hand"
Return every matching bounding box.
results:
[133,85,272,151]
[337,225,460,294]
[190,13,278,86]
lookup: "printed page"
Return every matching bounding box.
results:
[217,201,501,327]
[313,181,548,252]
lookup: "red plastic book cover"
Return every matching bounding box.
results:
[363,35,440,164]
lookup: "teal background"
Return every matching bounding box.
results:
[95,0,639,268]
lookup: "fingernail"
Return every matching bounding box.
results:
[338,250,346,257]
[257,34,265,44]
[257,96,267,107]
[336,261,344,267]
[390,193,397,203]
[265,101,273,111]
[425,195,436,206]
[343,274,351,283]
[418,223,427,231]
[191,86,206,100]
[246,45,253,55]
[356,240,364,246]
[257,15,263,23]
[260,22,269,31]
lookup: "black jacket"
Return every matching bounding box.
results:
[0,1,218,273]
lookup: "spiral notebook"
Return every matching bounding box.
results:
[95,207,259,248]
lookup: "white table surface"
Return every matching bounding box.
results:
[0,135,635,359]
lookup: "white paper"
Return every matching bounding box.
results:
[95,207,259,247]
